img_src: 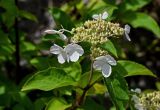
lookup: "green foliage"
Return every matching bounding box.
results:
[104,71,129,109]
[46,98,70,110]
[116,60,156,77]
[121,12,160,38]
[50,7,75,30]
[0,0,159,109]
[22,67,76,91]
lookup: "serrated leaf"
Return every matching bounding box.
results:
[21,67,76,91]
[121,12,160,38]
[116,60,156,77]
[30,57,81,81]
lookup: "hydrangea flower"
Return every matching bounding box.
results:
[93,55,117,78]
[50,43,84,64]
[124,24,131,41]
[131,88,141,94]
[131,95,146,110]
[92,11,108,20]
[44,29,68,41]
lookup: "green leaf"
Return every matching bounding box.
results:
[104,72,129,109]
[87,83,107,95]
[101,39,124,58]
[121,12,160,38]
[87,3,117,20]
[0,0,18,28]
[18,10,38,22]
[120,0,151,11]
[0,30,11,45]
[20,42,36,52]
[22,67,76,91]
[50,7,74,30]
[104,78,126,110]
[45,98,70,110]
[62,62,82,81]
[81,97,105,110]
[30,57,81,81]
[34,98,50,110]
[30,57,52,70]
[77,71,102,88]
[116,60,156,77]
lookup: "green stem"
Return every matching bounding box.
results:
[88,59,94,85]
[65,59,94,110]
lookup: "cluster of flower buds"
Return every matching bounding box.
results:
[131,89,160,110]
[45,11,131,78]
[139,91,160,110]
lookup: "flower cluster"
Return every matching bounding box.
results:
[131,89,160,110]
[45,11,131,78]
[71,20,124,45]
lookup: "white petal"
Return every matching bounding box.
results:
[92,14,99,20]
[102,64,112,78]
[134,88,141,94]
[102,11,108,20]
[131,95,140,103]
[125,24,130,34]
[105,55,117,66]
[59,33,68,41]
[71,44,84,55]
[44,30,60,34]
[50,44,63,54]
[64,43,84,56]
[69,51,80,62]
[125,32,131,41]
[93,60,103,70]
[95,56,106,61]
[64,44,74,55]
[57,52,68,64]
[57,54,65,64]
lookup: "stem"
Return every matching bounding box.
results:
[65,59,94,110]
[88,59,94,85]
[15,0,20,83]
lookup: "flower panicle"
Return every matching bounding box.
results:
[45,11,131,78]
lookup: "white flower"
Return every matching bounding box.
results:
[93,55,116,78]
[50,43,84,64]
[50,44,69,64]
[131,94,146,110]
[124,24,131,41]
[92,11,108,20]
[131,95,140,103]
[131,88,141,94]
[134,103,145,110]
[44,29,68,41]
[64,43,84,62]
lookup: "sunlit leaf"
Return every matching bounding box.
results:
[121,12,160,38]
[116,60,156,77]
[22,67,76,91]
[101,39,124,58]
[45,98,70,110]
